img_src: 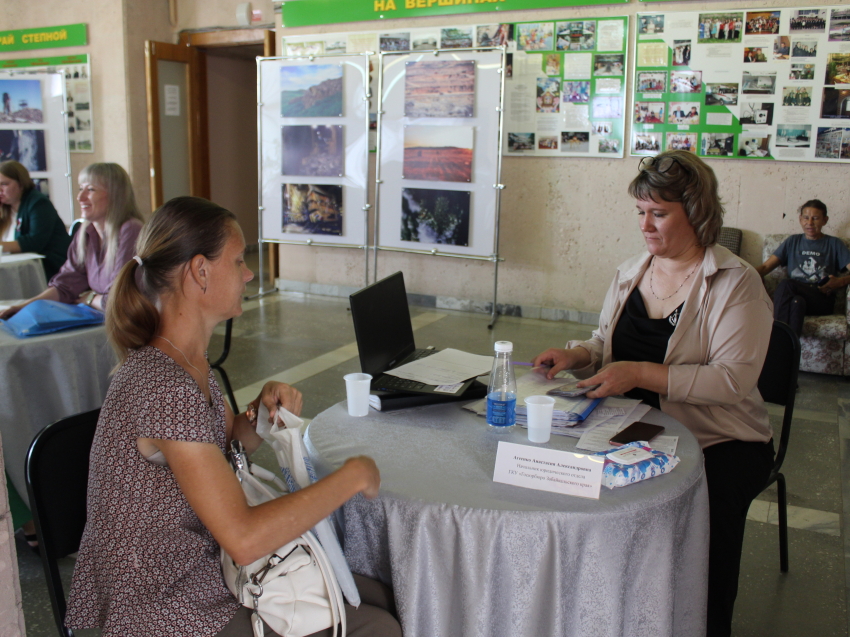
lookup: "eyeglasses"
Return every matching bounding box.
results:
[638,155,687,174]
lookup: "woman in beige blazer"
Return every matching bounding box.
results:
[533,150,774,637]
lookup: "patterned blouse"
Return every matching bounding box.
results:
[65,346,241,637]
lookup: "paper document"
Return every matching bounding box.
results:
[649,435,679,456]
[384,348,493,385]
[575,402,652,452]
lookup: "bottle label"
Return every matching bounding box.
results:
[487,394,516,427]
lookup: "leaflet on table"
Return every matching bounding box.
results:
[0,253,45,263]
[575,403,652,452]
[383,348,493,386]
[493,441,604,499]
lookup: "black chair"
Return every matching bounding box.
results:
[25,408,100,637]
[210,317,238,413]
[757,320,800,573]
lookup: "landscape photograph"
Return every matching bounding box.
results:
[401,187,470,246]
[403,126,473,182]
[281,125,344,177]
[404,60,475,118]
[0,129,47,171]
[0,79,43,124]
[280,64,343,117]
[282,183,343,236]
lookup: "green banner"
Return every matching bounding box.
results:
[0,54,88,69]
[283,0,627,28]
[0,24,87,53]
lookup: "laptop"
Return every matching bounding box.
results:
[349,272,475,396]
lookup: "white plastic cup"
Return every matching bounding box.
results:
[344,373,372,417]
[525,395,555,443]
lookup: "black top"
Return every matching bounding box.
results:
[611,287,682,409]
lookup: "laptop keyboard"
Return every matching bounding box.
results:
[375,348,437,391]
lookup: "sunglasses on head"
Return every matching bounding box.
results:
[638,155,688,174]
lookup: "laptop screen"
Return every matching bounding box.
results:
[349,272,416,378]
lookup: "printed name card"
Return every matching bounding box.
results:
[493,442,604,500]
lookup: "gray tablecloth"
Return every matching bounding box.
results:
[0,256,47,300]
[0,325,115,507]
[305,402,709,637]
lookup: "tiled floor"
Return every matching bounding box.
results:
[12,260,850,636]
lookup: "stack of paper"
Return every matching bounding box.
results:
[384,348,494,385]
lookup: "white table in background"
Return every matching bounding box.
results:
[0,253,47,301]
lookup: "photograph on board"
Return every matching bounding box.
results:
[701,133,735,156]
[380,32,410,52]
[0,129,46,171]
[404,60,475,118]
[538,136,558,150]
[740,102,775,125]
[280,64,343,117]
[556,21,595,51]
[282,183,343,236]
[673,40,691,67]
[743,48,768,63]
[0,79,43,124]
[412,35,438,51]
[705,83,738,105]
[791,40,818,57]
[638,15,664,35]
[401,187,470,247]
[668,102,700,125]
[670,70,702,93]
[634,102,665,124]
[441,27,473,49]
[738,134,771,157]
[285,41,324,57]
[666,132,697,152]
[476,24,512,47]
[830,8,850,41]
[814,127,845,158]
[633,132,661,155]
[697,13,743,43]
[636,71,666,93]
[790,9,827,33]
[545,54,561,76]
[593,54,624,76]
[593,96,622,119]
[825,53,850,85]
[773,37,791,60]
[563,81,590,103]
[598,138,620,154]
[507,132,535,151]
[775,124,812,147]
[742,71,777,94]
[516,22,554,51]
[281,125,344,177]
[821,88,850,118]
[537,77,561,113]
[593,121,612,135]
[790,64,815,81]
[561,131,589,152]
[403,125,473,182]
[781,87,812,106]
[745,11,780,35]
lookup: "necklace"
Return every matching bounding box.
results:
[649,256,701,301]
[154,335,208,378]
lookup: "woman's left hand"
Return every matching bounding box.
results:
[252,381,303,423]
[580,361,645,399]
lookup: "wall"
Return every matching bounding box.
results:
[277,0,850,318]
[206,50,261,243]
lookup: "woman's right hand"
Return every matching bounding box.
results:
[345,456,381,499]
[0,305,22,320]
[531,347,589,379]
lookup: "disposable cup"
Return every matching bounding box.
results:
[344,373,372,417]
[525,395,555,443]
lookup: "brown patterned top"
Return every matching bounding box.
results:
[66,346,240,637]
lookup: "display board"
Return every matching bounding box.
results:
[282,14,629,158]
[0,72,74,224]
[258,54,371,247]
[0,54,93,152]
[375,48,504,258]
[631,6,850,162]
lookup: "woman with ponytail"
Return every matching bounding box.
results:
[0,162,143,318]
[65,197,400,637]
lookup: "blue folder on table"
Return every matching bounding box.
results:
[0,300,104,338]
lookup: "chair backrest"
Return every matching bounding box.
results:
[26,408,100,637]
[68,218,83,238]
[717,226,743,256]
[757,321,800,472]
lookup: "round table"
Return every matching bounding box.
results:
[305,402,709,637]
[0,254,47,300]
[0,325,115,507]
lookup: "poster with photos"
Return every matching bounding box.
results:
[0,54,93,152]
[282,15,628,159]
[632,6,850,162]
[258,55,370,247]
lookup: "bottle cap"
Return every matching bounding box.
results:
[494,341,513,353]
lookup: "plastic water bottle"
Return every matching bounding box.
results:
[486,341,517,430]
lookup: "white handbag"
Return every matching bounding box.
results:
[222,441,346,637]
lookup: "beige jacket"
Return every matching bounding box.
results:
[568,244,773,449]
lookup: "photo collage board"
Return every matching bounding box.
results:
[281,16,629,159]
[632,6,850,162]
[0,72,74,225]
[0,54,94,153]
[258,55,371,246]
[375,49,504,258]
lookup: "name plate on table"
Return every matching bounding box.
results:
[493,442,604,500]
